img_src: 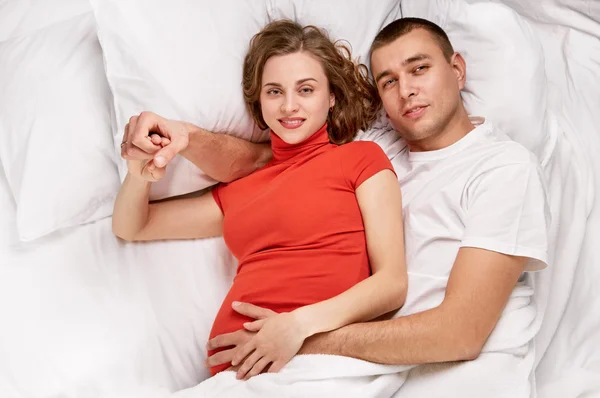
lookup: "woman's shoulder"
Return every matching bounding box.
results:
[334,140,389,160]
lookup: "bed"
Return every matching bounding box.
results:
[0,0,598,397]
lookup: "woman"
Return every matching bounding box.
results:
[112,20,407,381]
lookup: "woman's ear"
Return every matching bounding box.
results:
[329,93,335,108]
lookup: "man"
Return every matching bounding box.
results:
[122,18,549,397]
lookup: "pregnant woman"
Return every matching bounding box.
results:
[112,19,407,382]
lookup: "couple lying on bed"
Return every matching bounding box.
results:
[113,17,550,396]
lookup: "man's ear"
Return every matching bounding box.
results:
[451,52,467,91]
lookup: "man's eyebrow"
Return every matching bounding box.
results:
[374,54,432,83]
[375,70,392,83]
[402,53,431,66]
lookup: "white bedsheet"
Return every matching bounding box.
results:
[533,24,600,398]
[0,213,235,397]
[480,1,600,395]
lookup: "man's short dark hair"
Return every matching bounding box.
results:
[370,17,455,62]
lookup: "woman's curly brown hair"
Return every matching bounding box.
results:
[243,20,381,144]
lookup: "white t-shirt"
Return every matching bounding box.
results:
[359,119,550,355]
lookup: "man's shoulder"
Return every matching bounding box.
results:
[354,116,406,161]
[474,123,541,170]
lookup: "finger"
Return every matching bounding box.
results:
[231,341,255,367]
[123,145,156,161]
[152,166,166,181]
[236,350,263,380]
[122,117,158,160]
[207,330,245,351]
[243,319,266,332]
[125,115,138,155]
[244,357,271,380]
[232,302,277,320]
[131,112,161,154]
[141,160,157,182]
[142,161,166,182]
[160,137,171,147]
[267,360,285,374]
[150,134,163,145]
[153,134,188,167]
[120,123,130,159]
[205,349,235,368]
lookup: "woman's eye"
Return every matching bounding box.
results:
[267,89,281,95]
[300,87,313,94]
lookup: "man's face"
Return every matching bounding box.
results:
[371,29,465,148]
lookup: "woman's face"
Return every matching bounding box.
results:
[260,51,335,144]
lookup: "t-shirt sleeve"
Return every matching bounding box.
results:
[211,184,224,214]
[461,161,550,271]
[355,114,406,161]
[342,141,397,190]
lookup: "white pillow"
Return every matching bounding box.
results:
[0,0,92,41]
[268,0,401,66]
[0,13,120,241]
[91,0,401,200]
[90,0,273,200]
[401,0,549,160]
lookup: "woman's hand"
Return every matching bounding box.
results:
[231,312,310,380]
[122,121,171,182]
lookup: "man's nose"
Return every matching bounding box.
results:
[398,78,417,100]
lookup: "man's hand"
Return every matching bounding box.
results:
[205,329,255,369]
[122,121,171,182]
[121,111,191,168]
[205,302,278,369]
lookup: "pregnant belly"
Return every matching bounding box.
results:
[207,255,369,375]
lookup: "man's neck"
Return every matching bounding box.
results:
[407,110,475,152]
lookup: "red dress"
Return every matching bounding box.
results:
[208,124,395,375]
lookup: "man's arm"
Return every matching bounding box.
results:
[180,125,271,182]
[299,247,527,364]
[122,111,272,183]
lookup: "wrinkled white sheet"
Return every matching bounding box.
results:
[481,1,600,395]
[0,211,235,397]
[174,355,412,398]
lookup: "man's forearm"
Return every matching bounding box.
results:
[299,304,481,365]
[181,124,272,182]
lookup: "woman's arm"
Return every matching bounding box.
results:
[293,168,407,336]
[112,168,223,242]
[230,168,407,379]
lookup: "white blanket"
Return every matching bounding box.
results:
[172,355,413,398]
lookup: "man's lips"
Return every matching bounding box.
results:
[403,105,428,119]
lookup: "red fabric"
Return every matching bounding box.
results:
[208,124,395,374]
